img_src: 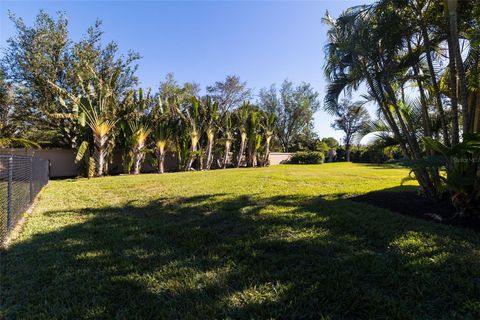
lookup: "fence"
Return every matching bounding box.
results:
[0,155,49,245]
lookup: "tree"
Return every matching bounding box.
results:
[321,137,339,162]
[182,97,203,171]
[261,112,276,165]
[207,75,251,115]
[3,11,140,151]
[323,4,440,199]
[258,81,320,152]
[330,100,370,162]
[0,68,39,148]
[151,98,173,174]
[157,74,199,171]
[129,120,150,175]
[202,96,219,170]
[323,0,480,213]
[48,66,119,177]
[234,103,250,167]
[220,113,233,169]
[246,109,261,167]
[321,137,339,149]
[2,11,70,146]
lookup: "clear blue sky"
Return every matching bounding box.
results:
[0,0,371,142]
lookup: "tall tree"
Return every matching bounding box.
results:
[2,11,70,145]
[202,96,219,170]
[330,100,370,162]
[207,75,251,115]
[3,11,140,151]
[259,81,320,152]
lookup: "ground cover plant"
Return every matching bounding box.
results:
[1,163,479,319]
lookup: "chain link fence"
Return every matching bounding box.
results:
[0,155,49,245]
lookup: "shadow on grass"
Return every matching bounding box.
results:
[1,192,480,319]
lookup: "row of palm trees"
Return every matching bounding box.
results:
[324,0,479,215]
[49,67,276,176]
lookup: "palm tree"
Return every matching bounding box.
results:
[221,113,233,169]
[129,120,150,175]
[246,109,261,167]
[48,66,119,177]
[151,98,172,174]
[330,100,370,162]
[235,103,250,168]
[183,97,202,171]
[0,138,40,149]
[445,0,470,133]
[261,112,275,166]
[203,96,219,170]
[323,4,439,199]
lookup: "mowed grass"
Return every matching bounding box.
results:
[1,163,480,319]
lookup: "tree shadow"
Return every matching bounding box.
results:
[1,191,480,318]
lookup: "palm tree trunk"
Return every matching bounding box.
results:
[446,29,460,144]
[236,133,247,168]
[448,2,470,133]
[186,132,198,171]
[94,136,106,177]
[157,149,165,174]
[95,147,104,176]
[263,136,271,166]
[223,140,231,169]
[368,71,438,199]
[418,24,450,145]
[132,153,142,175]
[205,136,214,170]
[186,144,196,171]
[384,81,439,199]
[474,89,480,132]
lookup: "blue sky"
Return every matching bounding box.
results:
[0,0,371,142]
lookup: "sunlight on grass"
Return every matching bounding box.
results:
[1,163,479,319]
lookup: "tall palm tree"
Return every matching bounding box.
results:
[323,4,439,199]
[261,112,276,166]
[151,98,173,174]
[183,97,202,171]
[203,96,219,170]
[246,109,261,167]
[235,102,250,168]
[129,120,150,175]
[48,66,119,177]
[221,113,233,169]
[446,0,470,133]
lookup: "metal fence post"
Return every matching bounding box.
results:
[7,156,13,230]
[29,157,34,202]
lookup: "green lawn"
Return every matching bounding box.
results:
[1,163,480,319]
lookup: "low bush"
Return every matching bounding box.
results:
[289,151,325,164]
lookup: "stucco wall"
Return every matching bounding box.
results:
[0,148,77,178]
[0,149,292,178]
[269,152,292,165]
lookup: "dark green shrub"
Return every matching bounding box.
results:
[289,151,325,164]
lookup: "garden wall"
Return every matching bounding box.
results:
[0,148,76,178]
[269,152,292,165]
[0,148,291,178]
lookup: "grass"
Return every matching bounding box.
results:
[1,163,480,319]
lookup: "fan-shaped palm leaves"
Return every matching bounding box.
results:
[151,98,173,174]
[129,120,151,175]
[48,65,119,177]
